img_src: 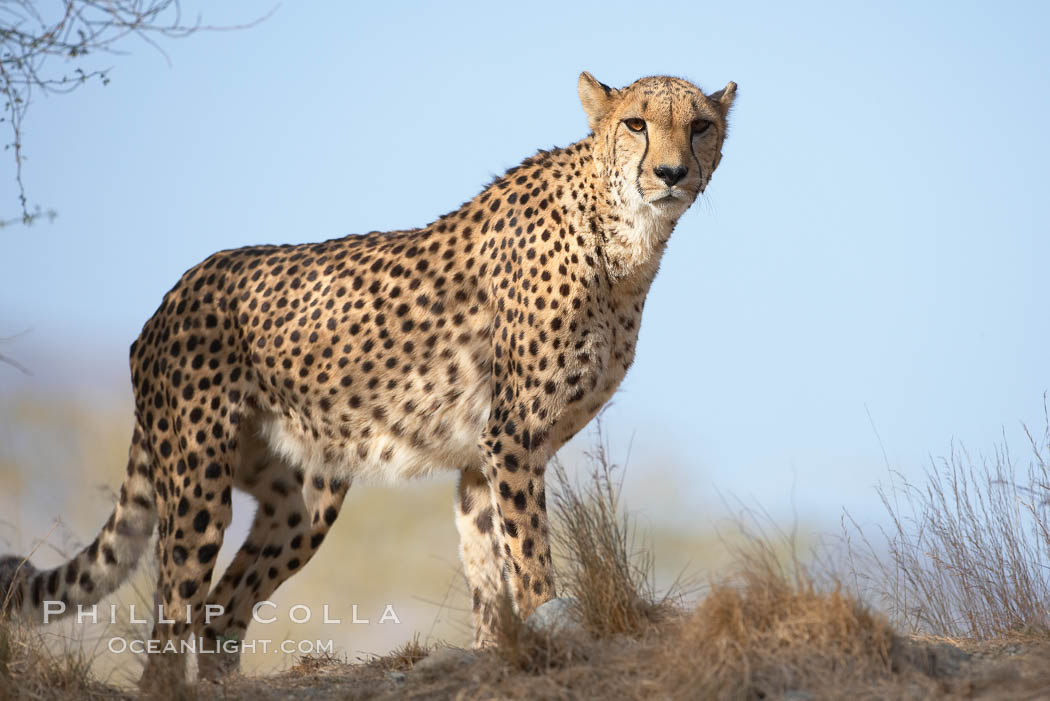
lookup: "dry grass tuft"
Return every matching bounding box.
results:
[848,406,1050,639]
[665,539,903,700]
[549,420,677,638]
[0,620,127,701]
[290,649,346,675]
[372,632,429,671]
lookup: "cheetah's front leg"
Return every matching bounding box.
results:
[478,412,556,622]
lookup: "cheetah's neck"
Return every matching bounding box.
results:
[576,138,679,296]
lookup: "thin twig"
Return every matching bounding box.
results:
[1,1,276,223]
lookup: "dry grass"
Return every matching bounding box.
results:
[370,633,428,672]
[344,514,1045,701]
[847,408,1050,639]
[667,541,901,699]
[2,416,1050,698]
[0,620,130,701]
[548,419,677,638]
[491,591,592,675]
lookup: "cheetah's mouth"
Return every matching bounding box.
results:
[649,188,693,206]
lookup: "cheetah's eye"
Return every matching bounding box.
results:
[691,119,713,136]
[623,118,646,133]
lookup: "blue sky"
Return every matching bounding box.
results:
[1,1,1048,527]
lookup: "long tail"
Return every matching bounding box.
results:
[0,420,156,624]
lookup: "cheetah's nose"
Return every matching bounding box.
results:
[653,165,688,186]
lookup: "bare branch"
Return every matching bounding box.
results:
[0,1,274,224]
[0,328,32,375]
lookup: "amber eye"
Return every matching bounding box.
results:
[691,119,713,135]
[623,118,646,133]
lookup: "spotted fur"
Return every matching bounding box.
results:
[0,72,736,686]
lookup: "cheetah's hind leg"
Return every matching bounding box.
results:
[197,424,350,680]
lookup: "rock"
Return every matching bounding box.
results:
[384,670,406,683]
[783,691,815,701]
[526,597,583,636]
[411,646,475,672]
[896,637,972,677]
[925,642,972,676]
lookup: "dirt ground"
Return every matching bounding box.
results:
[195,633,1050,701]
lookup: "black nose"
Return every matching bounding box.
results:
[653,164,687,186]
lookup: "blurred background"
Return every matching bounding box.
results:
[1,0,1047,680]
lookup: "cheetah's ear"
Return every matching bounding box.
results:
[709,81,737,119]
[578,72,619,131]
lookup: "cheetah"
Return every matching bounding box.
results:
[0,72,736,686]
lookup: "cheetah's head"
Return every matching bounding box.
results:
[578,72,736,222]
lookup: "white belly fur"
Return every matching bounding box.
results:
[256,369,492,483]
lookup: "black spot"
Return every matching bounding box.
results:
[78,572,94,593]
[475,507,493,534]
[197,544,219,564]
[504,519,518,538]
[31,575,43,607]
[193,510,211,533]
[64,560,79,585]
[179,580,199,599]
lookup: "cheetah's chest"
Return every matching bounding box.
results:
[548,297,644,449]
